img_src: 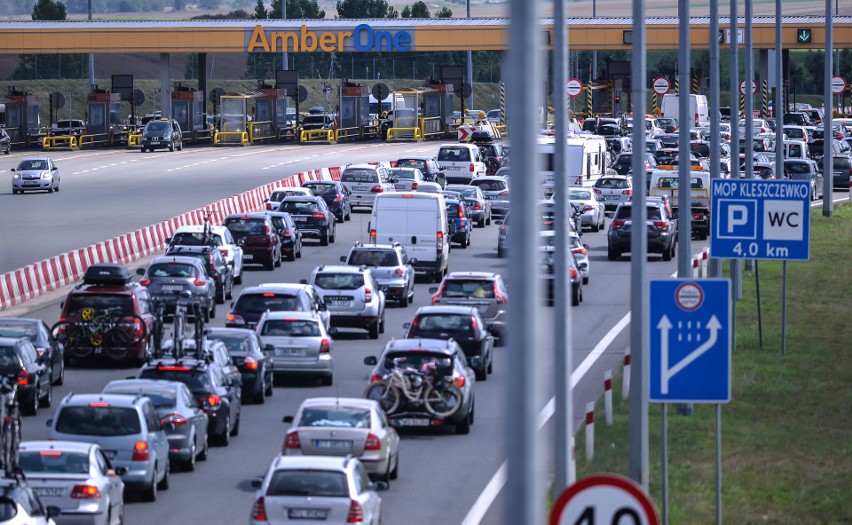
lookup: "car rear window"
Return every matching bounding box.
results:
[0,346,19,366]
[66,294,134,318]
[138,368,212,391]
[341,169,379,183]
[19,451,89,474]
[596,178,630,189]
[383,352,453,373]
[304,183,337,195]
[225,218,266,235]
[267,470,349,497]
[278,201,320,214]
[299,407,370,428]
[397,159,427,170]
[260,319,320,337]
[443,280,495,299]
[438,147,471,162]
[55,406,141,436]
[234,293,302,314]
[570,190,593,200]
[388,168,416,180]
[313,273,364,290]
[0,321,36,340]
[348,250,399,267]
[412,314,474,335]
[471,179,507,191]
[614,205,663,220]
[104,387,176,409]
[171,232,222,247]
[207,334,251,355]
[148,263,197,278]
[447,186,476,198]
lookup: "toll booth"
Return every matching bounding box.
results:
[336,82,372,141]
[3,88,41,146]
[79,89,122,148]
[171,84,208,142]
[385,88,423,141]
[254,84,290,140]
[420,80,454,138]
[214,92,275,145]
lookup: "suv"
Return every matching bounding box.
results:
[167,225,244,285]
[138,255,216,321]
[164,245,234,304]
[308,266,386,339]
[140,118,183,152]
[302,180,352,222]
[608,201,677,261]
[277,196,337,246]
[593,175,633,211]
[437,143,487,184]
[0,337,52,416]
[51,119,86,135]
[227,284,330,331]
[469,176,510,217]
[223,213,282,271]
[404,306,494,381]
[340,164,394,209]
[48,393,171,501]
[395,156,447,188]
[0,128,10,155]
[137,356,242,447]
[250,455,386,525]
[58,263,154,364]
[340,243,415,307]
[263,211,303,261]
[429,271,508,344]
[256,311,334,385]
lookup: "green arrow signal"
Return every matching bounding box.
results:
[797,29,811,43]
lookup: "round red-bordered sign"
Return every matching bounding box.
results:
[739,79,758,96]
[831,76,847,95]
[550,474,659,525]
[652,77,670,95]
[567,78,584,98]
[675,282,704,311]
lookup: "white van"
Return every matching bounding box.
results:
[783,140,810,160]
[660,94,709,129]
[436,143,487,184]
[369,193,450,282]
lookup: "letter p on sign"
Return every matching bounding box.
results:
[728,205,749,233]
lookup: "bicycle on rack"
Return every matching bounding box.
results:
[0,377,21,478]
[149,298,167,359]
[364,358,463,418]
[51,306,147,360]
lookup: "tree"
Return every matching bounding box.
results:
[402,1,429,18]
[13,0,86,80]
[32,0,66,20]
[272,0,325,19]
[435,6,453,18]
[336,0,393,18]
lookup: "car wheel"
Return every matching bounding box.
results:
[379,312,386,334]
[157,461,170,490]
[225,282,233,300]
[216,287,225,305]
[54,361,65,386]
[320,230,329,246]
[572,285,581,306]
[478,217,486,228]
[140,147,146,153]
[209,301,216,319]
[265,257,275,271]
[296,241,303,258]
[24,389,38,416]
[141,474,157,502]
[177,142,183,151]
[607,247,620,261]
[390,453,399,480]
[455,412,472,435]
[39,382,52,408]
[274,253,281,267]
[184,442,196,472]
[168,140,175,152]
[662,244,673,261]
[583,276,589,285]
[230,413,240,436]
[197,434,209,461]
[487,358,494,374]
[234,271,242,285]
[217,416,231,446]
[591,222,599,232]
[330,226,336,243]
[321,374,333,386]
[368,319,380,339]
[254,383,265,404]
[497,246,505,258]
[265,371,274,396]
[400,291,409,308]
[475,367,487,381]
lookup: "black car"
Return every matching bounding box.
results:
[539,240,584,307]
[277,196,337,246]
[206,327,274,405]
[0,337,52,416]
[223,213,282,271]
[607,202,677,261]
[140,118,183,153]
[404,306,495,381]
[395,156,447,188]
[302,180,352,222]
[137,357,242,446]
[263,211,303,261]
[0,318,64,386]
[164,245,234,304]
[0,128,10,155]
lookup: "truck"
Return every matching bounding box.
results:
[648,169,711,239]
[660,94,709,129]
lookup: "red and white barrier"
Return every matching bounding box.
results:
[622,348,631,400]
[0,165,345,311]
[604,370,613,426]
[585,401,595,463]
[691,246,711,278]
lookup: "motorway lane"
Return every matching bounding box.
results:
[4,202,696,524]
[0,140,446,273]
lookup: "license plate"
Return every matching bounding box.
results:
[243,254,253,260]
[150,141,160,145]
[288,508,328,520]
[540,274,554,279]
[161,285,183,291]
[103,450,117,459]
[33,487,64,498]
[24,181,39,185]
[447,166,461,170]
[392,417,431,427]
[606,195,621,200]
[276,347,305,357]
[354,186,368,191]
[485,195,498,200]
[294,216,308,222]
[394,184,406,190]
[315,439,353,450]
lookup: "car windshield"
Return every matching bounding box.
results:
[397,159,427,170]
[207,334,251,356]
[19,451,89,474]
[341,169,378,183]
[17,159,48,170]
[55,406,141,436]
[299,407,370,428]
[785,163,812,175]
[260,319,320,337]
[304,184,337,195]
[569,190,593,200]
[138,368,212,391]
[442,280,495,299]
[66,294,134,318]
[313,273,365,290]
[224,218,266,235]
[267,470,349,497]
[171,232,221,247]
[348,250,399,267]
[278,201,319,214]
[234,294,302,314]
[595,178,630,189]
[411,314,474,335]
[104,387,176,409]
[146,121,169,132]
[614,205,663,220]
[147,263,197,278]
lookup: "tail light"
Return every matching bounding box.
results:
[140,277,150,286]
[16,370,28,386]
[622,189,633,196]
[132,441,150,461]
[244,356,258,370]
[454,375,466,388]
[312,212,326,220]
[266,203,273,210]
[283,229,291,236]
[71,485,101,500]
[469,163,475,172]
[285,431,301,449]
[219,248,229,258]
[694,113,699,127]
[370,374,381,383]
[131,317,144,339]
[370,185,384,193]
[582,205,594,212]
[436,231,444,254]
[347,500,364,523]
[393,268,405,277]
[570,267,578,279]
[593,188,602,195]
[457,205,464,218]
[572,247,588,255]
[252,497,268,521]
[498,190,509,197]
[333,194,342,203]
[194,277,206,287]
[364,433,381,451]
[471,316,478,333]
[653,221,669,229]
[364,287,373,302]
[494,283,506,304]
[369,230,376,243]
[198,394,221,409]
[500,224,506,234]
[612,220,625,228]
[411,182,419,190]
[265,224,271,235]
[431,281,445,303]
[320,339,330,353]
[227,313,245,326]
[473,202,482,210]
[160,413,188,426]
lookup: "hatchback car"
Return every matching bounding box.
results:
[607,201,677,261]
[223,213,282,270]
[539,237,584,306]
[11,157,60,194]
[167,224,244,285]
[250,455,386,525]
[282,398,400,483]
[206,327,274,404]
[340,243,416,307]
[265,187,313,210]
[445,185,492,227]
[386,167,426,192]
[443,193,473,248]
[429,271,508,345]
[308,266,386,339]
[470,176,510,217]
[276,197,337,246]
[263,211,304,261]
[540,230,590,284]
[102,379,209,471]
[783,160,824,200]
[569,187,606,231]
[256,311,334,386]
[395,156,447,188]
[302,180,352,223]
[340,164,394,209]
[163,245,234,305]
[0,337,52,416]
[593,175,633,211]
[227,284,330,330]
[140,118,183,152]
[136,357,241,447]
[138,256,216,321]
[0,318,64,385]
[19,440,124,525]
[47,393,171,502]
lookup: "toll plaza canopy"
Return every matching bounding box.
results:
[0,16,850,55]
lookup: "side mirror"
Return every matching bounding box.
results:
[163,422,176,432]
[428,287,438,294]
[164,237,172,244]
[9,168,15,173]
[251,477,264,489]
[46,419,53,427]
[402,322,411,329]
[363,356,378,366]
[282,415,294,423]
[370,481,390,491]
[339,256,347,263]
[583,244,590,250]
[486,323,501,336]
[46,506,62,519]
[494,220,503,225]
[265,344,275,353]
[112,466,129,476]
[135,268,146,276]
[229,301,235,308]
[299,279,308,285]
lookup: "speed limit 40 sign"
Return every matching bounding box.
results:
[550,474,659,525]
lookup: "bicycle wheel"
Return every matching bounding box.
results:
[2,418,20,477]
[103,327,132,361]
[51,322,92,358]
[364,382,401,414]
[424,383,463,418]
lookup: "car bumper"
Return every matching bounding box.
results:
[241,249,276,265]
[579,212,597,226]
[349,194,377,207]
[609,234,673,254]
[271,355,333,376]
[285,449,391,476]
[488,200,510,214]
[294,225,329,239]
[12,180,53,190]
[48,510,110,525]
[377,280,409,301]
[412,259,443,273]
[114,460,157,488]
[329,311,381,328]
[166,430,195,462]
[240,371,262,393]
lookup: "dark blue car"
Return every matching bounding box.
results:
[302,180,352,223]
[442,191,472,248]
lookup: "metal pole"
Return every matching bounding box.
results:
[745,0,754,187]
[661,404,669,525]
[775,1,784,175]
[755,261,763,348]
[627,0,649,490]
[553,0,573,492]
[730,0,742,306]
[467,0,474,110]
[781,261,788,355]
[282,0,289,71]
[709,0,722,278]
[87,0,94,90]
[716,404,723,525]
[592,0,597,80]
[505,0,543,523]
[824,0,834,217]
[677,0,691,278]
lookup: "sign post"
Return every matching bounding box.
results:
[549,474,659,525]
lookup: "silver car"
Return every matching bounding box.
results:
[569,187,606,231]
[11,157,60,194]
[308,265,386,339]
[139,256,216,321]
[469,176,510,217]
[387,167,426,191]
[257,311,334,386]
[340,164,394,209]
[102,379,210,472]
[445,185,492,227]
[19,440,125,525]
[250,455,386,525]
[282,397,400,483]
[429,271,508,344]
[340,242,416,307]
[539,230,590,284]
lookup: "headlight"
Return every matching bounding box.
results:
[13,174,20,179]
[41,171,51,179]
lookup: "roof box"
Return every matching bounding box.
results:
[83,263,132,287]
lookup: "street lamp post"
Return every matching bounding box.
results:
[282,0,289,70]
[467,0,474,110]
[88,0,94,91]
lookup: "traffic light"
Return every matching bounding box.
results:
[614,95,621,105]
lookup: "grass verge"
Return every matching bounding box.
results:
[574,203,852,524]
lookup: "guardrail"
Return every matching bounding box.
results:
[42,135,78,149]
[386,127,423,141]
[300,129,336,144]
[79,134,110,148]
[128,133,142,147]
[419,117,446,138]
[214,131,249,145]
[495,124,509,136]
[335,127,361,142]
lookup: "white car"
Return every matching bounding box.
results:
[436,143,487,184]
[386,167,426,191]
[265,188,313,210]
[738,118,771,135]
[167,224,244,284]
[568,187,606,231]
[0,478,60,525]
